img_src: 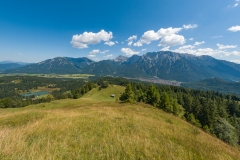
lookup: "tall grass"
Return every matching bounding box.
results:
[0,86,240,159]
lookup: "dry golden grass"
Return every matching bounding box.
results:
[0,86,240,160]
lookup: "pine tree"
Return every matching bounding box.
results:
[120,84,135,103]
[146,84,160,107]
[160,92,172,112]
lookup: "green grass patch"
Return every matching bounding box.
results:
[82,85,125,102]
[0,86,240,159]
[0,73,94,79]
[0,111,45,128]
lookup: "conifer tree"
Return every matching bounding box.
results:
[120,83,135,103]
[146,84,160,107]
[160,92,172,112]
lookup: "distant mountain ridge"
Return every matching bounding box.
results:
[5,51,240,82]
[6,57,94,74]
[0,61,30,72]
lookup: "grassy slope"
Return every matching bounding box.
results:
[0,86,240,159]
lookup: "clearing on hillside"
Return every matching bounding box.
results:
[82,85,125,102]
[0,86,240,160]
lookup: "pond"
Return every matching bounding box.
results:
[22,91,50,97]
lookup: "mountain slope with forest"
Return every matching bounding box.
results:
[182,78,240,95]
[5,51,240,82]
[6,57,94,74]
[0,85,240,159]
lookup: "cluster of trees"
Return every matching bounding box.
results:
[0,76,92,108]
[1,76,240,145]
[119,81,240,145]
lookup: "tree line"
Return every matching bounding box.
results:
[116,79,240,146]
[1,76,240,145]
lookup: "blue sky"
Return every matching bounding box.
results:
[0,0,240,63]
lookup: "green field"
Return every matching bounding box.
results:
[0,73,94,79]
[0,86,240,159]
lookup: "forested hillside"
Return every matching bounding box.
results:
[182,78,240,95]
[1,76,240,146]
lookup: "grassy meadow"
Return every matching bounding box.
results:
[0,86,240,159]
[0,73,94,79]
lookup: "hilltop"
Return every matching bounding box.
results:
[0,86,240,159]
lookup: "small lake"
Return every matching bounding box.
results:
[22,91,50,97]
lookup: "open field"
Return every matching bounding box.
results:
[0,74,94,79]
[0,86,240,159]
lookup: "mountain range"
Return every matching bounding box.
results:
[4,51,240,82]
[0,61,30,72]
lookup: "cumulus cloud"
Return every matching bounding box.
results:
[228,1,239,8]
[104,41,115,46]
[230,60,240,64]
[88,49,110,57]
[194,41,205,46]
[189,38,194,41]
[71,30,113,49]
[172,45,240,57]
[228,25,240,32]
[183,24,198,29]
[88,55,96,57]
[133,27,185,47]
[141,48,147,52]
[121,48,139,56]
[233,3,239,7]
[212,36,222,39]
[160,46,170,51]
[159,34,185,46]
[104,54,113,58]
[217,44,237,50]
[90,50,100,55]
[127,35,137,46]
[100,50,109,54]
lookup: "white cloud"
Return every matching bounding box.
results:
[89,49,109,57]
[230,60,240,64]
[71,30,113,49]
[104,41,115,46]
[141,48,147,52]
[104,54,113,59]
[121,48,139,56]
[88,54,96,58]
[217,44,237,50]
[194,41,205,46]
[115,41,119,44]
[127,35,137,46]
[160,46,170,51]
[228,25,240,32]
[89,50,100,55]
[183,24,198,29]
[133,41,143,47]
[173,45,240,57]
[159,34,185,46]
[212,36,222,39]
[233,3,238,7]
[189,38,194,41]
[100,50,109,54]
[133,27,184,47]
